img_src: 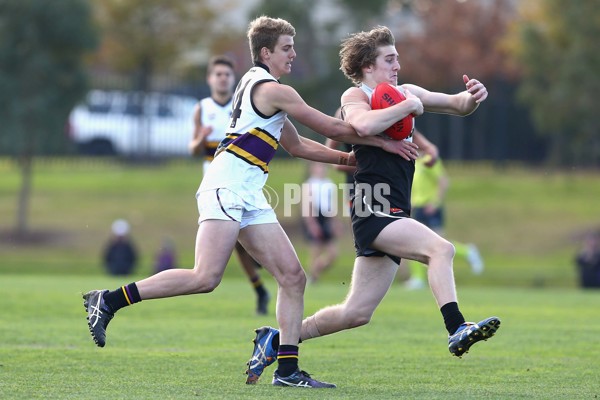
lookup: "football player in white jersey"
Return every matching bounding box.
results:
[83,16,416,388]
[189,55,270,316]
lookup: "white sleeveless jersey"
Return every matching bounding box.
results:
[199,97,233,161]
[198,65,287,207]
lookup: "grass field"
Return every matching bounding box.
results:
[1,275,599,399]
[1,158,600,398]
[1,158,599,287]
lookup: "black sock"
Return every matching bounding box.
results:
[251,276,267,297]
[440,302,465,334]
[271,332,300,348]
[276,345,299,377]
[103,283,142,313]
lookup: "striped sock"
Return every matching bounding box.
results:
[251,276,267,297]
[276,345,299,377]
[103,283,142,313]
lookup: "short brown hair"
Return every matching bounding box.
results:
[207,55,235,76]
[247,16,296,63]
[339,26,395,85]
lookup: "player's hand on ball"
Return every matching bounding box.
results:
[404,89,424,116]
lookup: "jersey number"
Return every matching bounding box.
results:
[230,80,251,129]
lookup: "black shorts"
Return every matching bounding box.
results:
[350,195,410,265]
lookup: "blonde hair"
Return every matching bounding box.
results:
[247,16,296,63]
[339,26,395,85]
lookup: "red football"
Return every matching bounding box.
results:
[370,83,414,140]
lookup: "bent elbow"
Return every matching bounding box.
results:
[352,121,373,137]
[286,145,303,158]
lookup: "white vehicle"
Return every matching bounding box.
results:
[69,90,198,156]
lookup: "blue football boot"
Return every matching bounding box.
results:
[245,326,278,384]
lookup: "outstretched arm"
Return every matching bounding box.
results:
[323,126,419,161]
[402,75,488,116]
[280,119,354,166]
[325,138,357,174]
[256,82,417,159]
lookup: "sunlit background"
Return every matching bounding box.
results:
[1,0,599,289]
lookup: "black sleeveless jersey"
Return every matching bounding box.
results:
[352,143,415,213]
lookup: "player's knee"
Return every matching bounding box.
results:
[276,263,307,290]
[443,240,456,258]
[189,269,223,293]
[431,239,455,262]
[344,307,373,329]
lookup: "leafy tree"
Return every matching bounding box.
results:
[336,0,388,29]
[506,0,600,166]
[0,0,98,237]
[88,1,228,157]
[91,0,219,90]
[394,0,518,89]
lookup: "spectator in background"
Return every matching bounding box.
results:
[302,162,340,283]
[154,237,177,274]
[103,219,137,276]
[576,230,600,288]
[403,153,484,289]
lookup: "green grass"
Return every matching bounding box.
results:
[1,159,599,398]
[1,158,599,288]
[1,275,599,399]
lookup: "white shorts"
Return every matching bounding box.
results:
[196,188,277,229]
[202,160,211,177]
